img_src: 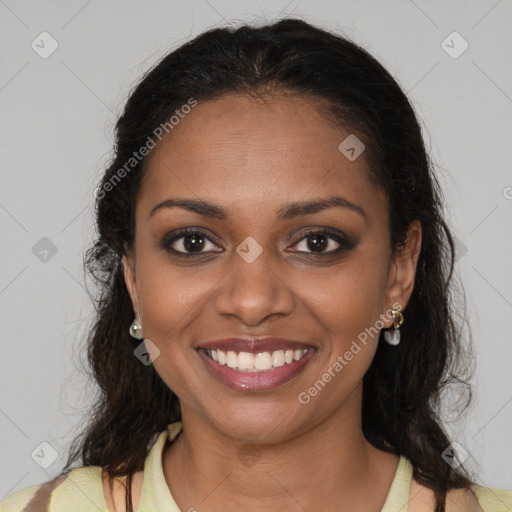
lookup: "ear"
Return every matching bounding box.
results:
[383,220,422,327]
[122,250,140,319]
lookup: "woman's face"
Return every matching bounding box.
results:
[123,92,421,442]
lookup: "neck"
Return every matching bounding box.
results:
[162,385,399,512]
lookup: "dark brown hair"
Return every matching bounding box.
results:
[61,18,476,512]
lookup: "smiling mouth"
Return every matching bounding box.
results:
[202,348,311,372]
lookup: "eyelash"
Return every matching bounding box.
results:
[159,227,353,257]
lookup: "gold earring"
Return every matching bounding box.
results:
[383,310,404,346]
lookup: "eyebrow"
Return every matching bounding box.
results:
[149,196,368,223]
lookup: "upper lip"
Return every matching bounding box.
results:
[197,336,316,353]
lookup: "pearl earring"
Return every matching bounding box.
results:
[129,318,144,340]
[383,310,404,346]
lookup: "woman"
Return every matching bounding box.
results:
[2,17,511,512]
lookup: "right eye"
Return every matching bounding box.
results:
[160,228,223,256]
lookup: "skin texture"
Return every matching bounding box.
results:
[122,92,425,511]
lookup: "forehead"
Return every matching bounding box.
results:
[138,92,385,223]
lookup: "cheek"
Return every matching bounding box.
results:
[300,255,388,334]
[295,254,389,374]
[133,251,227,392]
[136,242,217,333]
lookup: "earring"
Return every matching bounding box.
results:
[383,310,404,346]
[129,318,144,340]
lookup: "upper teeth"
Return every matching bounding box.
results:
[206,349,308,372]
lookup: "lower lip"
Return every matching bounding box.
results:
[197,349,315,391]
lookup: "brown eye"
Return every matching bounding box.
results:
[289,228,354,254]
[160,229,222,256]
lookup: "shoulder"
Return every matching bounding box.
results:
[445,487,484,512]
[0,483,41,512]
[409,477,512,512]
[470,484,512,512]
[0,466,106,512]
[445,484,512,512]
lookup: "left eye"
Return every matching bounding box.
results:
[290,229,346,254]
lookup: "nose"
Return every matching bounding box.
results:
[213,246,296,326]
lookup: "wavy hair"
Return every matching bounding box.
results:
[61,18,475,512]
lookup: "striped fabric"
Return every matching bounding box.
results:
[21,474,68,512]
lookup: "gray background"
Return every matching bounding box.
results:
[1,0,511,500]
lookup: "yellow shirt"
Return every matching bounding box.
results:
[1,421,511,511]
